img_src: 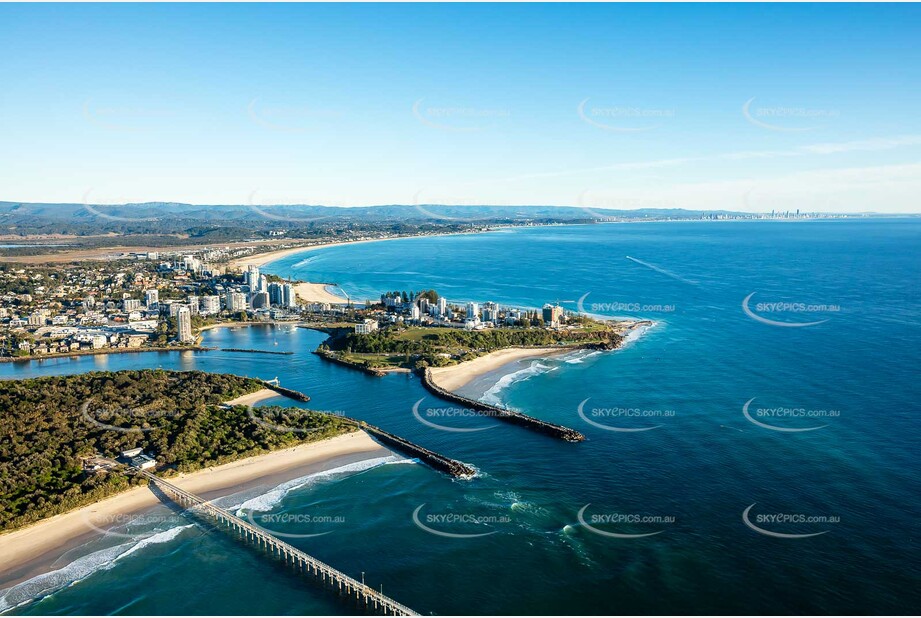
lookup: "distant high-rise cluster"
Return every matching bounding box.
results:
[268,282,296,308]
[367,290,566,334]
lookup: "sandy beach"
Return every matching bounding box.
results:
[224,388,281,406]
[228,231,501,305]
[0,431,390,588]
[0,239,297,265]
[428,347,570,391]
[227,236,404,270]
[293,282,349,304]
[227,238,400,305]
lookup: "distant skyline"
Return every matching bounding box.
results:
[2,3,920,213]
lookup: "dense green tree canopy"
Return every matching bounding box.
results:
[0,370,352,531]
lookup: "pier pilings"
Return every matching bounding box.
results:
[137,470,418,616]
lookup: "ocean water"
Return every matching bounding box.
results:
[3,220,919,615]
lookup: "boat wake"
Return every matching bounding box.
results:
[291,256,319,269]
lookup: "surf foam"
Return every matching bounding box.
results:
[0,525,193,614]
[480,361,557,407]
[230,454,406,514]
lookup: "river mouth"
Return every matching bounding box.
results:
[2,221,920,615]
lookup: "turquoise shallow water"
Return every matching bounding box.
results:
[2,220,920,615]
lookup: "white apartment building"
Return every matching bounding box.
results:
[200,295,221,315]
[354,319,379,335]
[177,306,194,343]
[226,291,247,313]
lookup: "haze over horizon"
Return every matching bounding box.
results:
[0,200,911,217]
[2,3,920,213]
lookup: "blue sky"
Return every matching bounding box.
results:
[1,3,920,213]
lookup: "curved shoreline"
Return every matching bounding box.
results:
[425,321,653,392]
[227,236,415,307]
[232,229,509,305]
[227,238,389,270]
[0,431,390,592]
[427,347,571,391]
[292,281,349,305]
[228,228,508,271]
[223,388,280,406]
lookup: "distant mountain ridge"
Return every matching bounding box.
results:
[0,201,746,223]
[2,202,889,244]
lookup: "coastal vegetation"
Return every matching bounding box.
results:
[0,370,352,532]
[317,322,626,371]
[0,207,495,258]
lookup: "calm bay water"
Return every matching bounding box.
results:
[3,220,920,615]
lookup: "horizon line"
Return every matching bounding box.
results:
[1,200,917,216]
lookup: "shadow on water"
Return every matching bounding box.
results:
[143,478,379,616]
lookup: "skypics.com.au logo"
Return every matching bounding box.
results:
[742,292,840,328]
[576,292,676,316]
[81,511,188,539]
[742,503,839,539]
[244,510,347,539]
[578,98,676,133]
[246,406,349,435]
[412,99,511,132]
[577,399,675,432]
[742,97,840,133]
[411,399,498,433]
[412,503,511,539]
[743,398,840,433]
[576,504,675,539]
[81,400,177,434]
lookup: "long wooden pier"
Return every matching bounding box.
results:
[137,470,418,616]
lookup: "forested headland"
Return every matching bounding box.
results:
[317,323,626,371]
[0,370,353,531]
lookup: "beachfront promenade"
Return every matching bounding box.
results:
[136,470,418,616]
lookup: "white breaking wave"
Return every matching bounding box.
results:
[563,350,603,365]
[620,321,657,350]
[1,453,420,612]
[0,525,193,614]
[231,455,406,514]
[458,464,483,480]
[480,361,557,407]
[110,524,191,562]
[478,325,655,407]
[384,458,421,466]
